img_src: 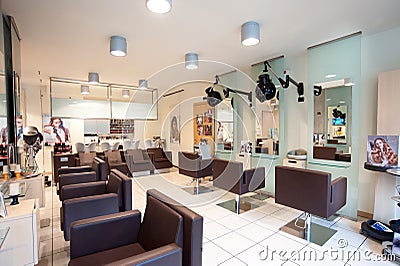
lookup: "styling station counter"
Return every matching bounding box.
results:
[0,199,39,266]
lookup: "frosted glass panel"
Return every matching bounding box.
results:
[308,33,361,218]
[112,102,156,119]
[52,98,110,118]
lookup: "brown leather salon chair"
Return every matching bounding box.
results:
[69,189,203,266]
[212,158,265,214]
[61,169,132,241]
[58,157,106,198]
[124,149,154,175]
[178,151,212,194]
[104,150,131,176]
[147,148,173,170]
[275,166,347,219]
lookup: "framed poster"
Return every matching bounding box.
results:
[170,115,180,144]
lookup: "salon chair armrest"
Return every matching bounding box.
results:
[60,181,107,201]
[329,177,347,216]
[164,151,172,163]
[70,210,141,259]
[111,244,182,266]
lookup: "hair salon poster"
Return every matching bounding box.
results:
[43,114,71,146]
[367,135,399,167]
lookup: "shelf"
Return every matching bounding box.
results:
[308,160,350,169]
[363,162,391,173]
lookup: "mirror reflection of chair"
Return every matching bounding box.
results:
[179,151,213,195]
[213,158,265,214]
[275,166,347,246]
[75,142,85,153]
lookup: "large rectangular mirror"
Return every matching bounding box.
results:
[313,80,352,162]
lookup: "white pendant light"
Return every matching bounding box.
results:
[146,0,172,14]
[185,53,199,70]
[110,36,127,57]
[138,79,148,90]
[122,89,130,98]
[241,21,260,46]
[81,85,90,95]
[88,72,99,84]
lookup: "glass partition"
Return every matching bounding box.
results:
[307,32,361,218]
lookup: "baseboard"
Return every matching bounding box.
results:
[357,210,373,219]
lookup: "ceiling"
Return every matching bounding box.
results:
[3,0,400,90]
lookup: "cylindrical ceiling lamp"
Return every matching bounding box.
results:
[88,72,99,84]
[110,36,127,57]
[146,0,172,14]
[81,85,90,95]
[241,21,260,46]
[122,89,130,98]
[139,79,148,90]
[185,53,198,70]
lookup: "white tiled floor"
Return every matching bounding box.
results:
[36,169,397,265]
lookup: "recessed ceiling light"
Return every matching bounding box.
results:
[122,89,130,98]
[325,74,336,78]
[241,21,260,46]
[339,101,346,104]
[185,53,198,70]
[110,36,127,57]
[88,72,99,84]
[326,98,331,102]
[146,0,172,14]
[81,85,90,95]
[139,79,148,90]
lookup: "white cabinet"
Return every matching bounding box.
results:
[0,199,39,266]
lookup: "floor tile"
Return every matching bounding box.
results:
[271,208,303,222]
[236,243,287,266]
[330,226,367,248]
[254,215,289,231]
[334,218,363,233]
[218,256,247,265]
[203,221,231,240]
[258,233,307,261]
[215,214,251,230]
[213,231,257,256]
[200,206,233,220]
[236,222,275,243]
[202,241,233,265]
[239,209,267,222]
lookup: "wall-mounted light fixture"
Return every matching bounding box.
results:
[81,85,90,95]
[122,89,130,98]
[256,60,304,103]
[139,79,148,90]
[185,53,198,70]
[204,75,252,107]
[88,72,99,84]
[110,36,127,57]
[146,0,172,14]
[241,21,260,46]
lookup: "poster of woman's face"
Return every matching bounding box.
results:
[367,135,399,167]
[170,115,179,143]
[43,115,71,146]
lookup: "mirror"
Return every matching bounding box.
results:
[215,99,234,151]
[313,81,352,162]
